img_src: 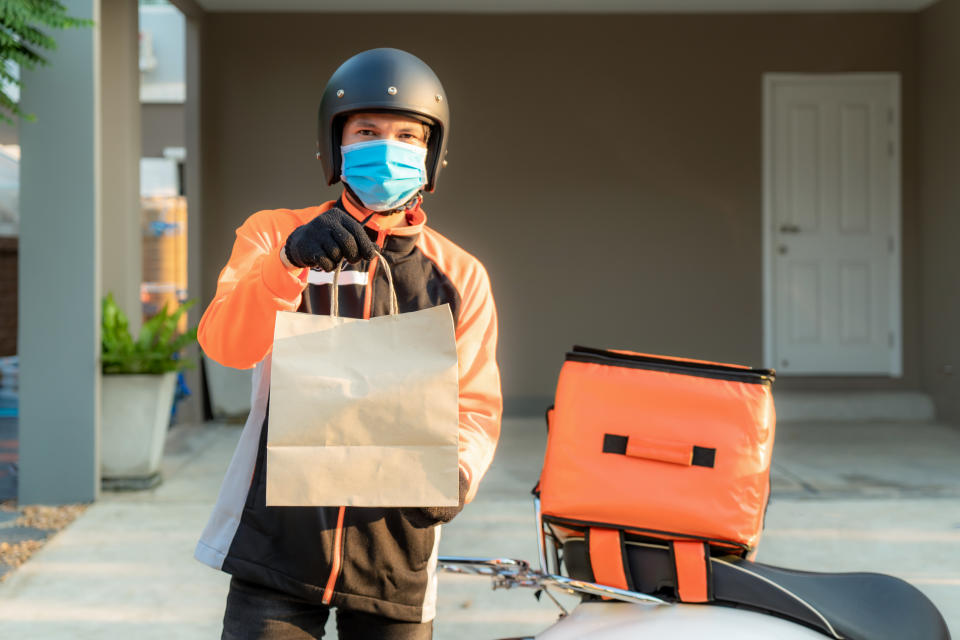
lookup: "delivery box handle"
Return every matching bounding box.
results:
[602,434,716,468]
[330,250,399,318]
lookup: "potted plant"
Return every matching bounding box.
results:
[100,293,197,489]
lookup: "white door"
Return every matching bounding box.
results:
[764,74,901,376]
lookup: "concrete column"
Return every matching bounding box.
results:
[18,0,101,504]
[100,0,142,335]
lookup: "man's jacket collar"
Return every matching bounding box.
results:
[338,191,426,239]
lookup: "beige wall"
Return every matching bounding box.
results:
[0,121,15,145]
[100,0,143,335]
[200,13,921,410]
[142,103,186,157]
[0,108,182,155]
[920,0,960,422]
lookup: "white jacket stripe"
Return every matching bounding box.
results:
[194,356,271,569]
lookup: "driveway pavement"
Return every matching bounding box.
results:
[0,417,956,639]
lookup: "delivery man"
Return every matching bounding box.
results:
[194,48,503,639]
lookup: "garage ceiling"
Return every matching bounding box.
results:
[194,0,938,13]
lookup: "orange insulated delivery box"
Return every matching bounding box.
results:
[536,345,776,602]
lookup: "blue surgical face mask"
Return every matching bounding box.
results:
[340,139,428,212]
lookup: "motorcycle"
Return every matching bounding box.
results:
[438,498,951,640]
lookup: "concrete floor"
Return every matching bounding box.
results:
[0,417,957,639]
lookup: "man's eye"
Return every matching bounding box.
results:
[357,129,376,136]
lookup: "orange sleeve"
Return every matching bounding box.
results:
[198,209,310,370]
[454,260,503,504]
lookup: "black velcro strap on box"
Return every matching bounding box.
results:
[692,446,716,468]
[602,434,629,455]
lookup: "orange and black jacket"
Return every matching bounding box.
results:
[193,196,502,623]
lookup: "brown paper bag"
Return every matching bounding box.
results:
[266,254,459,507]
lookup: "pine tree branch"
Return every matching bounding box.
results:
[0,0,95,123]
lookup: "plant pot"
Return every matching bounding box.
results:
[203,356,252,421]
[101,371,177,488]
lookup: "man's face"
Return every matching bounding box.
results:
[341,112,429,148]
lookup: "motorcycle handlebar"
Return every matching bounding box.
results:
[437,556,670,608]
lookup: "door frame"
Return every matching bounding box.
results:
[761,73,902,376]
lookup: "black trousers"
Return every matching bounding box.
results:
[221,577,433,640]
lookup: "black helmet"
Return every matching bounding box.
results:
[317,48,449,192]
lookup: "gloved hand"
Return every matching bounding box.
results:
[283,207,378,272]
[401,470,470,528]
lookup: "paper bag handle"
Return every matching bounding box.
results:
[329,250,399,317]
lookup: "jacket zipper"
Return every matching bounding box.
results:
[321,506,346,604]
[321,227,387,605]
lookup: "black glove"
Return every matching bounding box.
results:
[283,207,378,272]
[401,470,470,528]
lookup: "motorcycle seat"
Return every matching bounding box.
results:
[561,539,950,640]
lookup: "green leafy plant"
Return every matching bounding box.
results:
[102,293,198,375]
[0,0,95,124]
